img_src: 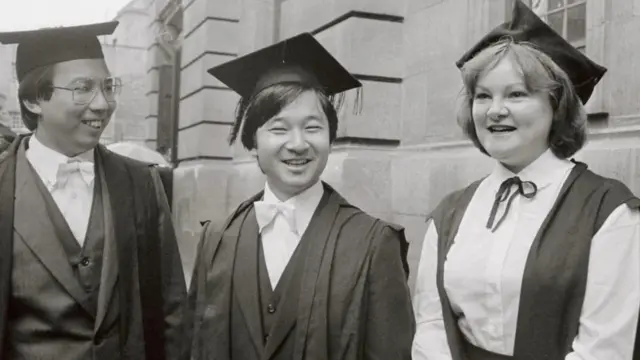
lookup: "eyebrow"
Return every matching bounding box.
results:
[475,82,527,91]
[269,115,324,123]
[65,77,95,86]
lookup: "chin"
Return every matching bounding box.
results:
[75,137,100,152]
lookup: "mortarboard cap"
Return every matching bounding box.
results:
[0,21,118,83]
[456,0,606,104]
[207,32,362,98]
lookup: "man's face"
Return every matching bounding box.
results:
[30,58,117,156]
[254,90,331,201]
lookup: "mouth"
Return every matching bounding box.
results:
[282,159,312,167]
[81,119,105,130]
[487,125,516,133]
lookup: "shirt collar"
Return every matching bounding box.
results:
[488,149,574,190]
[261,180,324,235]
[27,135,95,188]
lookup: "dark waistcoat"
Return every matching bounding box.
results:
[7,148,119,360]
[430,162,640,360]
[230,192,328,360]
[257,231,309,358]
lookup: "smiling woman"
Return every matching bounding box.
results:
[411,1,640,360]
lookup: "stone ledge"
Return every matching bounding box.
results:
[147,93,159,117]
[177,122,234,160]
[280,0,403,38]
[336,80,401,141]
[183,0,240,38]
[178,87,239,129]
[180,52,236,98]
[181,19,239,68]
[314,17,403,79]
[145,68,160,95]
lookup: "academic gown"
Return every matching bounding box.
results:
[0,135,189,360]
[189,182,415,360]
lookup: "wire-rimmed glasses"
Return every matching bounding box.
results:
[51,77,123,105]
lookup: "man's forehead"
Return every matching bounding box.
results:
[51,59,111,81]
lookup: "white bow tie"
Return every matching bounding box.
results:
[254,201,298,235]
[55,159,95,188]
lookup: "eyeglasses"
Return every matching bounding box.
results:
[51,77,123,105]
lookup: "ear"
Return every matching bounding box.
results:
[248,146,258,158]
[22,98,42,115]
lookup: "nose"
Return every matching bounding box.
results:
[486,98,508,121]
[285,129,310,152]
[88,88,112,112]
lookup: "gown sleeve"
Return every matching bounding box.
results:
[566,204,640,360]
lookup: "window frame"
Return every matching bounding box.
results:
[523,0,587,51]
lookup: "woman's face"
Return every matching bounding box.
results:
[472,57,554,173]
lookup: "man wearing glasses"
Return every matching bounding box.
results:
[0,22,188,360]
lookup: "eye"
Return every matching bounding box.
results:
[474,92,491,100]
[269,126,287,134]
[306,124,323,131]
[71,80,95,93]
[73,84,93,93]
[509,90,528,98]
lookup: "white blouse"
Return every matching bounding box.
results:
[412,150,640,359]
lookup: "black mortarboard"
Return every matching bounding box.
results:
[456,0,606,104]
[207,32,362,98]
[0,21,118,83]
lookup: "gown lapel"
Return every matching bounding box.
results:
[263,188,337,360]
[96,147,137,338]
[94,152,119,332]
[233,206,265,355]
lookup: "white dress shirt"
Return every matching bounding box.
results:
[26,136,95,246]
[254,180,324,288]
[412,150,640,360]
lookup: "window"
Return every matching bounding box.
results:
[528,0,587,51]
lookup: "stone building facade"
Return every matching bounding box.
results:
[142,0,640,284]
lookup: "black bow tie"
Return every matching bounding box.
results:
[486,176,538,232]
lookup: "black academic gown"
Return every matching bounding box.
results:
[190,182,415,360]
[0,135,189,360]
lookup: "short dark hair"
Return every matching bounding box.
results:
[457,39,587,159]
[229,82,339,150]
[18,65,55,131]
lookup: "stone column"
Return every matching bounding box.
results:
[173,0,242,282]
[145,8,171,150]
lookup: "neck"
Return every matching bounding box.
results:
[267,180,318,202]
[500,148,549,174]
